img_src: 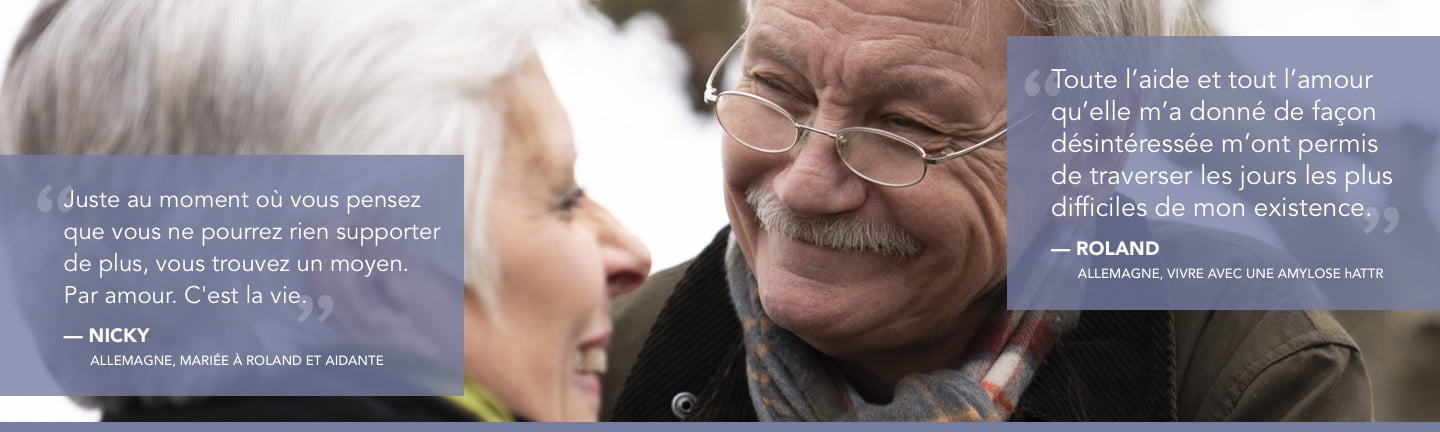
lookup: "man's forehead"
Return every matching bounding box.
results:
[749,31,971,93]
[745,0,1016,65]
[748,0,981,41]
[752,0,967,25]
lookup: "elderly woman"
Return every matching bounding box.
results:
[1,0,648,422]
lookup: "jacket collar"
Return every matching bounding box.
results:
[616,225,1178,421]
[1014,309,1178,421]
[1016,196,1178,420]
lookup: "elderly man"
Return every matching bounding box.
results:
[601,0,1370,422]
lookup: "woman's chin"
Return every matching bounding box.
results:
[558,377,602,421]
[573,371,602,397]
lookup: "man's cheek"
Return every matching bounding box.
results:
[722,145,775,190]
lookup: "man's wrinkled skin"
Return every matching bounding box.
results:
[721,0,1036,401]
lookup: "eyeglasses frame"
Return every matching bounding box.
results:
[702,32,1026,187]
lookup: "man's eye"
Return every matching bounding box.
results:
[756,75,785,92]
[753,75,803,101]
[751,74,813,117]
[885,115,941,136]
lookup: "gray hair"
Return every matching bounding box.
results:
[1012,0,1176,36]
[744,0,1176,36]
[3,0,574,311]
[2,0,575,410]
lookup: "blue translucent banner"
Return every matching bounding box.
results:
[0,155,464,395]
[1007,37,1440,309]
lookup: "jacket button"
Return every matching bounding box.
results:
[671,392,697,419]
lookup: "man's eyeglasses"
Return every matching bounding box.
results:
[703,33,1023,188]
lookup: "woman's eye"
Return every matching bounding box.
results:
[555,186,586,215]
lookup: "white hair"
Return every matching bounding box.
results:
[1011,0,1177,37]
[3,0,576,317]
[743,0,1176,36]
[2,0,576,410]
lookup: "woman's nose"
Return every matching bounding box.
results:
[593,205,650,298]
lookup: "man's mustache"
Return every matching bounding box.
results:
[746,186,923,259]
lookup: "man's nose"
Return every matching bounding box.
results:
[593,205,651,298]
[771,121,867,216]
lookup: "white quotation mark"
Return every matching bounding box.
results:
[1362,206,1399,234]
[1024,69,1060,97]
[297,294,334,322]
[36,185,74,213]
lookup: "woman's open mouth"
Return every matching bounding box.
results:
[573,333,610,394]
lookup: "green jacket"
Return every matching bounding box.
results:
[601,225,1372,421]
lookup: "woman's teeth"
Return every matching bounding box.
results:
[575,347,606,374]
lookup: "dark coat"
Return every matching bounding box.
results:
[601,225,1372,421]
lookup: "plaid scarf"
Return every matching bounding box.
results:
[725,238,1079,421]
